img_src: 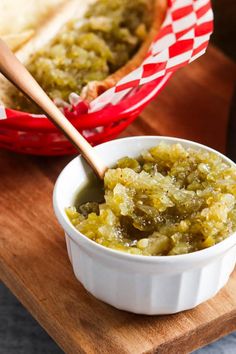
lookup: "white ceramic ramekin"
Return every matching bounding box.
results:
[53,136,236,315]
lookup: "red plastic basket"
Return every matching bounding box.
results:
[0,76,172,155]
[0,0,213,156]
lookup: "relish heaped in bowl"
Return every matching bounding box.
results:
[66,142,236,256]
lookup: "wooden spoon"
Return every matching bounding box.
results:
[0,39,107,179]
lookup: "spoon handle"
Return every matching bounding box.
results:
[0,39,107,179]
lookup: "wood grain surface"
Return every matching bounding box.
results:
[0,46,236,354]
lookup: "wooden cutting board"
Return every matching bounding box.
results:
[0,46,236,354]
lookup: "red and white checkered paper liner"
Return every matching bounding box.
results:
[89,0,213,113]
[0,0,213,126]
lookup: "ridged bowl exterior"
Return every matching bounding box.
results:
[54,137,236,315]
[65,233,236,314]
